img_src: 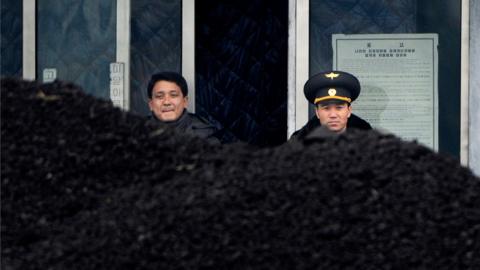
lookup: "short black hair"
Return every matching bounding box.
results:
[147,71,188,99]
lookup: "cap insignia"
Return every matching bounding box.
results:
[328,88,336,96]
[325,72,340,80]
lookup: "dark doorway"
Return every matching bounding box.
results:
[195,0,288,147]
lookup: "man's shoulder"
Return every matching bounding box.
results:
[145,114,160,126]
[348,114,372,130]
[186,113,216,129]
[290,117,320,140]
[185,113,221,143]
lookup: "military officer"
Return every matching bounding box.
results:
[291,70,372,138]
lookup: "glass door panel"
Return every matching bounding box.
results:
[309,0,461,158]
[130,0,182,116]
[36,0,116,99]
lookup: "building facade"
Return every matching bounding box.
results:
[1,0,479,174]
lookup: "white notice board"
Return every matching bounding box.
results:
[333,34,439,150]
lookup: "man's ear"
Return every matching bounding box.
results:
[347,104,352,118]
[148,99,153,111]
[315,106,321,119]
[184,96,189,107]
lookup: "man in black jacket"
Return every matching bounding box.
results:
[291,70,372,139]
[147,72,219,143]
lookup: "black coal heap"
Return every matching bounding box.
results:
[2,77,479,269]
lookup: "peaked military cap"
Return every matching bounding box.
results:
[304,70,360,105]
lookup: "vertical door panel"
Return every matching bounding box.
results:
[130,0,182,116]
[36,0,116,99]
[196,0,288,146]
[1,0,23,77]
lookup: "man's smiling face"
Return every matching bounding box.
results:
[148,80,188,122]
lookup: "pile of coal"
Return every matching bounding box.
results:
[2,77,479,270]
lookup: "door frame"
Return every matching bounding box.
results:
[183,0,196,113]
[22,0,35,80]
[288,0,309,137]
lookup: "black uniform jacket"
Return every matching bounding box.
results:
[290,113,372,140]
[148,110,220,144]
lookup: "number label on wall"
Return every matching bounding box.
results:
[110,62,125,109]
[43,68,57,83]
